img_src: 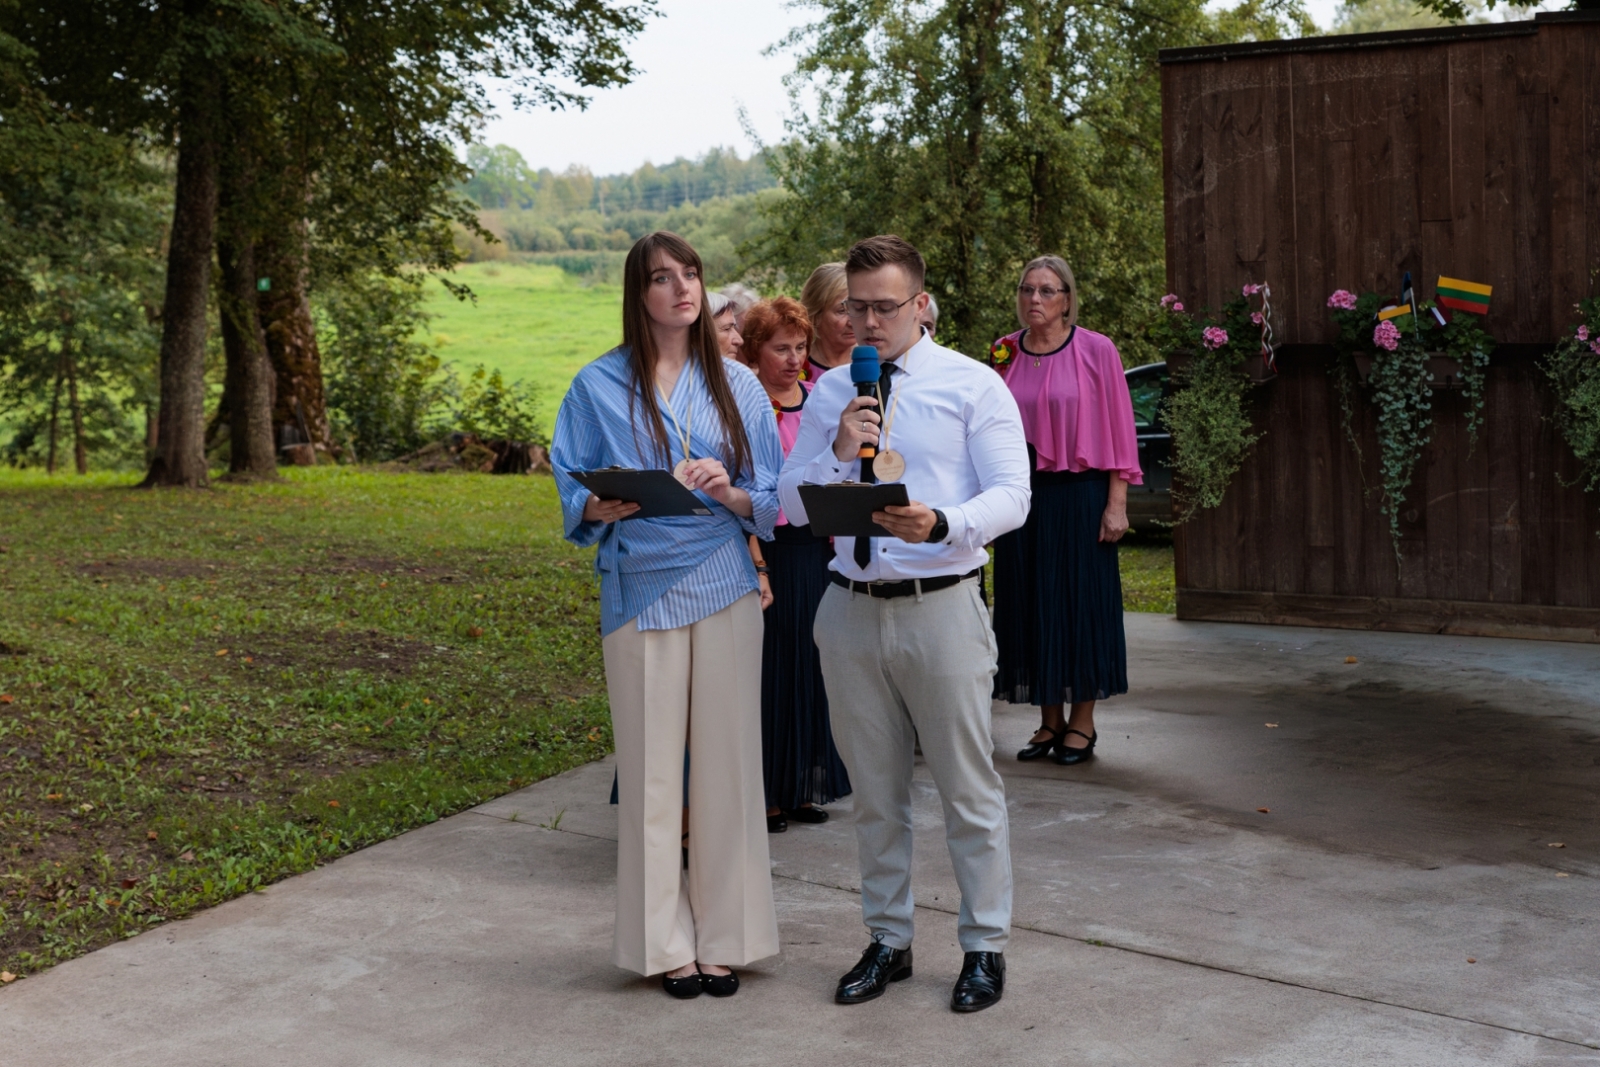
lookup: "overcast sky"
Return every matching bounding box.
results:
[475,0,1353,177]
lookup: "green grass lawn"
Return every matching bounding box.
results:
[425,262,621,433]
[0,468,610,979]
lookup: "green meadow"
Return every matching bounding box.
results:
[423,262,621,433]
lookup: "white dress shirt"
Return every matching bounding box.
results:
[778,331,1032,581]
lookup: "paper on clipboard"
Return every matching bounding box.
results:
[796,482,911,538]
[571,467,714,519]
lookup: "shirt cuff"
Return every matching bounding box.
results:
[942,506,969,549]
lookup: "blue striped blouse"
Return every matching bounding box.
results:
[551,347,781,636]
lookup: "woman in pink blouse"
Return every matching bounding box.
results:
[741,297,851,831]
[987,256,1142,766]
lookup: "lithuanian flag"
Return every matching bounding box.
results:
[1377,303,1413,322]
[1436,276,1492,315]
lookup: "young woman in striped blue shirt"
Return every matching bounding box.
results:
[550,232,784,1000]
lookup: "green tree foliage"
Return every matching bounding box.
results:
[462,143,776,213]
[1,0,655,482]
[752,0,1312,362]
[1329,0,1484,33]
[0,24,168,471]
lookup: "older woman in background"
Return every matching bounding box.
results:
[987,255,1141,767]
[798,263,855,380]
[709,291,744,362]
[720,283,760,333]
[741,296,851,832]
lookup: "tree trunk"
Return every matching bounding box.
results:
[64,340,87,475]
[142,56,220,489]
[259,216,332,460]
[47,357,63,475]
[217,234,279,477]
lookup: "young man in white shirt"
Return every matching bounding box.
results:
[777,235,1031,1013]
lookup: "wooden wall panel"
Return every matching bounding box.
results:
[1161,17,1600,639]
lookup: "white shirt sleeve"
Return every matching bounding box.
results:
[941,371,1031,550]
[778,374,858,524]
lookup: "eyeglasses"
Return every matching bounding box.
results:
[1018,284,1069,300]
[845,295,917,319]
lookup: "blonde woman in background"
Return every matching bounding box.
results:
[798,263,855,380]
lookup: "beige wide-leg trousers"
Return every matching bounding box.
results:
[602,592,779,976]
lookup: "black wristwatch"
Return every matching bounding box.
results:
[927,508,950,544]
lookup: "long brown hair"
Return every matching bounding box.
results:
[621,232,753,478]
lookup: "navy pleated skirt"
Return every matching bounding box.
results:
[992,467,1128,706]
[760,523,851,811]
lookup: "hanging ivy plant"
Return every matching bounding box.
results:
[1543,295,1600,519]
[1327,289,1497,558]
[1154,284,1274,519]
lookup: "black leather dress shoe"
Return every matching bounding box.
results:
[835,942,913,1004]
[785,805,829,824]
[1050,729,1097,766]
[1017,726,1064,761]
[950,951,1004,1013]
[767,812,788,833]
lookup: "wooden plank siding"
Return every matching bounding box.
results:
[1160,15,1600,642]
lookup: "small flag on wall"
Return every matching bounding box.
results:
[1377,303,1413,322]
[1436,276,1492,315]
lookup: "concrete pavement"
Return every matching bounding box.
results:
[3,615,1598,1065]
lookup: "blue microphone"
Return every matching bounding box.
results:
[849,345,880,479]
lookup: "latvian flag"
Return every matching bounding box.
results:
[1436,276,1492,315]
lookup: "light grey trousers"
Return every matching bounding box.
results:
[813,577,1012,953]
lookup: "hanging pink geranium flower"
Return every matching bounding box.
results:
[1250,312,1264,325]
[1578,325,1590,342]
[1242,283,1262,297]
[1202,326,1229,350]
[1373,320,1401,351]
[1160,294,1181,311]
[1327,290,1358,311]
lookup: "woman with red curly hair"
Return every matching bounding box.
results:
[741,296,852,833]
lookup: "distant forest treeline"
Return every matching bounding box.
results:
[454,145,778,282]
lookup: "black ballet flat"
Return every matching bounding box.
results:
[1018,726,1065,762]
[662,968,703,999]
[698,968,740,997]
[785,806,829,824]
[1050,728,1098,766]
[767,812,788,833]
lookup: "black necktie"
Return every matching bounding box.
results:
[853,363,896,569]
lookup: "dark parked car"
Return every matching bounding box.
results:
[1124,361,1171,528]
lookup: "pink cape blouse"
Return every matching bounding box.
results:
[772,378,813,525]
[989,326,1143,484]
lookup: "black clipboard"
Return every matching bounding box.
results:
[797,482,910,538]
[571,467,714,519]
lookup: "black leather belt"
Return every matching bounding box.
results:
[829,568,981,600]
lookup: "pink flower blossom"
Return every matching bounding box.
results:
[1202,326,1229,350]
[1250,312,1264,325]
[1373,320,1401,352]
[1242,283,1262,297]
[1160,294,1181,311]
[1579,325,1591,342]
[1173,302,1184,312]
[1327,289,1358,311]
[1591,339,1600,356]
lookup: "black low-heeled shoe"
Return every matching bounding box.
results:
[1050,728,1097,766]
[1017,726,1065,762]
[767,812,788,833]
[698,968,739,997]
[662,968,703,999]
[950,951,1005,1013]
[785,805,829,824]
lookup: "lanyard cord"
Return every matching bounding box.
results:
[879,386,902,452]
[655,375,693,463]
